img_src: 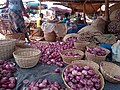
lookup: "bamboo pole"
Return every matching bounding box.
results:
[105,0,109,21]
[83,0,87,24]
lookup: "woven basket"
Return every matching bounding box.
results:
[109,3,120,14]
[72,60,99,70]
[62,63,104,90]
[85,46,110,65]
[5,33,25,40]
[74,40,90,51]
[100,61,120,83]
[63,33,78,42]
[60,49,84,64]
[44,31,56,42]
[13,48,41,68]
[0,39,16,60]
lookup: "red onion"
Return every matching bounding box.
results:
[87,47,106,56]
[114,75,120,80]
[0,61,16,89]
[24,79,65,90]
[30,37,76,67]
[54,68,60,73]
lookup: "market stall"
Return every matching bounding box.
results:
[0,0,120,90]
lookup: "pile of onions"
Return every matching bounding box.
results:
[0,61,16,89]
[30,37,77,67]
[23,79,65,90]
[63,65,101,90]
[64,52,80,57]
[87,47,106,56]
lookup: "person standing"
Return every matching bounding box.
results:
[0,0,30,42]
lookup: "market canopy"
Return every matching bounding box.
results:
[49,5,72,13]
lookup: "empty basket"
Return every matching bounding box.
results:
[13,48,41,68]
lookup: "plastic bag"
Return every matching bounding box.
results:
[112,40,120,62]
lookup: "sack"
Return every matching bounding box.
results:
[112,40,120,62]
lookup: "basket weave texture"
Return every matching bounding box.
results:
[63,33,78,42]
[100,61,120,83]
[0,39,16,60]
[74,40,90,51]
[85,46,110,65]
[72,60,99,70]
[62,63,104,90]
[13,48,41,68]
[60,49,84,64]
[44,31,56,42]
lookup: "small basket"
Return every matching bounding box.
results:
[72,60,99,70]
[100,61,120,83]
[60,49,84,64]
[0,39,16,60]
[44,31,56,42]
[63,33,78,42]
[74,40,90,51]
[13,48,41,68]
[85,46,110,65]
[62,63,104,90]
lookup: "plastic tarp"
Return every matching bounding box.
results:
[6,59,120,90]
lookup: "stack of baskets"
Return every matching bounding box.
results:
[0,39,16,60]
[13,48,41,68]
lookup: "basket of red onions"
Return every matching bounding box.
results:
[74,40,90,51]
[62,63,104,90]
[13,48,41,68]
[85,46,110,64]
[63,33,78,42]
[60,49,84,64]
[100,61,120,83]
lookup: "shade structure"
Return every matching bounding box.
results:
[49,5,72,13]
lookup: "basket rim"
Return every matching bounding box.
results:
[62,63,104,90]
[100,61,120,82]
[0,39,16,46]
[60,49,84,57]
[13,48,41,58]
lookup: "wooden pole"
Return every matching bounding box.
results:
[105,0,109,21]
[83,1,87,24]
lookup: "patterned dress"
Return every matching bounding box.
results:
[8,0,27,34]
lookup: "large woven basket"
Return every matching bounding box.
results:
[62,63,104,90]
[74,40,90,51]
[60,49,84,64]
[85,46,110,65]
[13,48,41,68]
[100,61,120,83]
[5,33,25,40]
[44,31,56,42]
[0,39,16,60]
[72,60,99,70]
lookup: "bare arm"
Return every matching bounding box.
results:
[0,0,9,9]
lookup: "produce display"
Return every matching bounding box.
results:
[30,37,77,67]
[23,79,65,90]
[87,47,106,56]
[0,61,16,89]
[63,52,80,57]
[63,65,102,90]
